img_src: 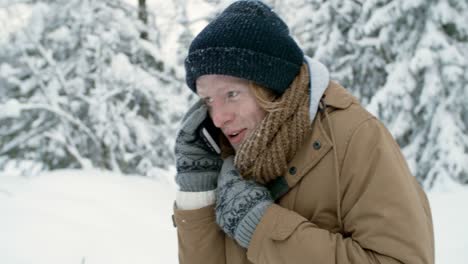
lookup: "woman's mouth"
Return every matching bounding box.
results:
[227,129,247,145]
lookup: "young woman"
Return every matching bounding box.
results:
[173,1,434,263]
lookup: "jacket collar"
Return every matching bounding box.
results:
[322,81,358,109]
[267,61,356,196]
[284,113,333,190]
[267,58,331,199]
[284,82,355,191]
[267,117,333,200]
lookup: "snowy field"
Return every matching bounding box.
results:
[0,169,467,264]
[0,169,177,264]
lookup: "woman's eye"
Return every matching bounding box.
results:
[227,91,239,98]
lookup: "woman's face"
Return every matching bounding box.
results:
[196,75,267,151]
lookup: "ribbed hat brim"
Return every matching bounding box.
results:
[185,47,302,94]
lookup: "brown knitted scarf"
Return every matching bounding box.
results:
[233,64,312,184]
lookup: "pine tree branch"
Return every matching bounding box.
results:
[43,132,93,169]
[0,118,56,156]
[18,47,54,106]
[349,0,363,7]
[18,103,100,146]
[30,37,69,98]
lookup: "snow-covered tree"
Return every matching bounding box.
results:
[2,0,467,189]
[0,0,186,177]
[280,0,468,188]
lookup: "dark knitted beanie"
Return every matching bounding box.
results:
[184,0,304,95]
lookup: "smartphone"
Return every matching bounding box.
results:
[199,117,222,154]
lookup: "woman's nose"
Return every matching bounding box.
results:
[210,103,234,128]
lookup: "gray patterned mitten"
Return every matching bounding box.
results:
[175,100,223,192]
[215,156,273,248]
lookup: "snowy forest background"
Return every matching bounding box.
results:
[1,0,467,190]
[1,0,468,263]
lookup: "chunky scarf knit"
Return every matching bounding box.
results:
[234,64,312,184]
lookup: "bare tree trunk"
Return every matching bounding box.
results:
[138,0,148,40]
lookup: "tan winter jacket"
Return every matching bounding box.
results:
[173,81,435,264]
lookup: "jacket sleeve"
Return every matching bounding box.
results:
[247,118,434,264]
[173,204,226,264]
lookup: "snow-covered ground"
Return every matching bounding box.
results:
[0,169,177,264]
[0,169,467,263]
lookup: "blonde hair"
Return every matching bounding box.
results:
[249,82,285,112]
